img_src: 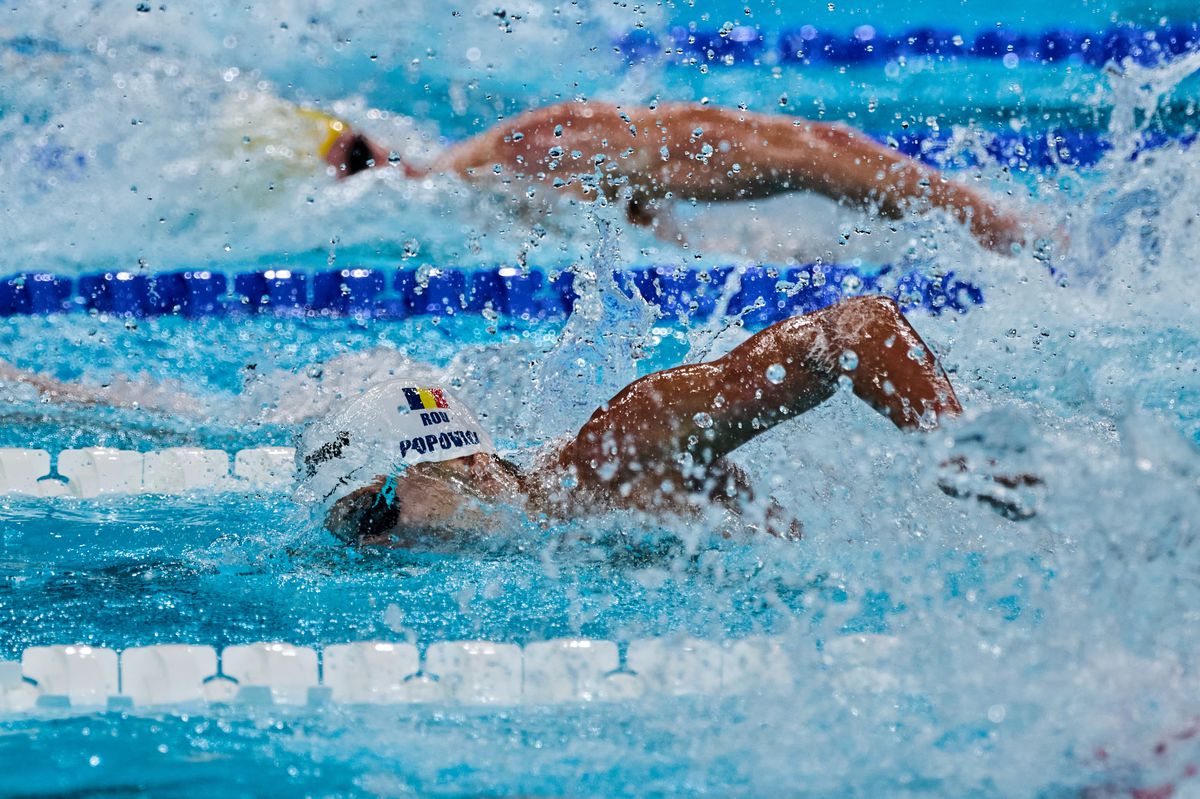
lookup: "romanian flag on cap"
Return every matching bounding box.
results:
[402,387,449,411]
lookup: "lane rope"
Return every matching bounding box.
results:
[615,21,1200,67]
[0,634,862,711]
[0,264,983,321]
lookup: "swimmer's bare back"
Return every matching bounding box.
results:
[422,101,1025,252]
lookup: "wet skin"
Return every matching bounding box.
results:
[326,296,963,546]
[325,100,1026,252]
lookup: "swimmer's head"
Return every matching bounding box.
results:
[292,107,348,161]
[295,379,497,541]
[322,453,520,546]
[218,94,402,183]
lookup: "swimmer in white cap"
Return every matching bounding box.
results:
[298,296,1038,548]
[318,99,1028,253]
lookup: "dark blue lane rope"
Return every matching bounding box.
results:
[0,264,984,323]
[616,21,1200,68]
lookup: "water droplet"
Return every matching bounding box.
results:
[839,350,859,370]
[553,124,564,137]
[492,163,503,174]
[699,143,714,158]
[766,363,786,383]
[693,412,714,429]
[907,344,926,361]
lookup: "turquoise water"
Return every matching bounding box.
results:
[1,1,1200,797]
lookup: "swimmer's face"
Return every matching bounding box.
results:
[325,453,521,547]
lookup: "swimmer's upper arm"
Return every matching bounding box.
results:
[555,357,767,489]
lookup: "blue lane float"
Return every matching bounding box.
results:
[617,21,1200,67]
[0,265,984,325]
[890,128,1198,171]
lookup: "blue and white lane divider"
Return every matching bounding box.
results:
[616,21,1200,67]
[0,264,983,322]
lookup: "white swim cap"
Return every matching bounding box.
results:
[296,379,495,512]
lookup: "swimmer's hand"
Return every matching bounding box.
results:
[937,456,1043,521]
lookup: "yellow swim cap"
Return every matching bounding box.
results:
[294,107,347,160]
[218,94,351,166]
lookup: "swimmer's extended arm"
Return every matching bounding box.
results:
[0,360,112,405]
[0,359,202,414]
[425,101,1025,253]
[556,296,960,483]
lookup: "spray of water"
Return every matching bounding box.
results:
[1,2,1200,796]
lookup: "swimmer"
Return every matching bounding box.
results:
[300,296,1036,549]
[318,100,1027,253]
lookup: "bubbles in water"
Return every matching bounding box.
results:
[839,350,859,371]
[693,412,713,429]
[766,363,786,383]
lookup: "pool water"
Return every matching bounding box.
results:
[1,1,1200,797]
